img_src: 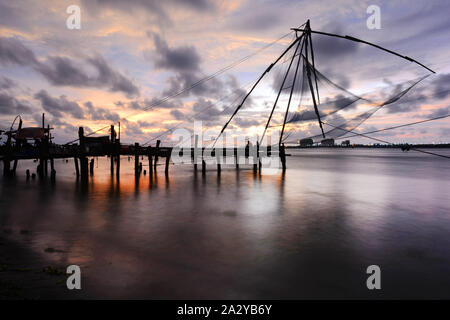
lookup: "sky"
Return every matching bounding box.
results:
[0,0,449,145]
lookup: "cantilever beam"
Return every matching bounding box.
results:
[290,28,435,74]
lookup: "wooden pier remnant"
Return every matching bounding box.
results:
[74,157,80,178]
[154,140,161,173]
[148,146,153,179]
[193,134,199,171]
[134,142,139,176]
[280,143,286,171]
[78,127,88,180]
[1,120,288,181]
[216,148,221,174]
[89,158,94,176]
[165,148,172,176]
[116,135,120,178]
[110,125,115,174]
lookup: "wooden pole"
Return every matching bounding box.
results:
[110,125,115,174]
[216,148,221,174]
[193,134,198,171]
[148,146,153,179]
[134,142,139,176]
[3,131,11,176]
[12,119,23,175]
[74,157,80,178]
[116,139,120,178]
[252,143,258,173]
[154,140,161,172]
[78,127,88,180]
[280,143,286,171]
[165,149,172,176]
[202,148,206,175]
[50,158,56,180]
[257,141,262,172]
[89,158,94,176]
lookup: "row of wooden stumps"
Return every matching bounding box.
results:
[190,135,287,175]
[134,140,172,178]
[74,125,122,181]
[73,125,173,180]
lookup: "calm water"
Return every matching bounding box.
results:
[1,148,449,299]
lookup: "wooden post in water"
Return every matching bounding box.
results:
[257,141,262,173]
[253,143,258,173]
[165,149,172,176]
[89,158,94,176]
[50,158,56,180]
[202,148,206,175]
[74,157,80,178]
[280,143,286,171]
[148,146,153,179]
[216,148,221,174]
[193,134,198,171]
[11,119,23,175]
[154,140,161,172]
[110,125,115,175]
[78,127,88,180]
[134,142,139,176]
[234,143,239,170]
[116,139,120,178]
[3,130,11,176]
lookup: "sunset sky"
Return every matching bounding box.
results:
[0,0,449,145]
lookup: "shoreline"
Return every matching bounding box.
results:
[286,144,450,149]
[0,231,87,300]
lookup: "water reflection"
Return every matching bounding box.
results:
[1,149,450,298]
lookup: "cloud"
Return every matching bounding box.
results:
[431,73,450,100]
[234,117,260,128]
[192,97,222,121]
[0,92,32,115]
[162,71,223,98]
[147,32,201,72]
[228,10,282,32]
[86,55,140,97]
[0,37,139,97]
[312,23,359,59]
[0,2,30,31]
[0,36,39,67]
[126,97,181,110]
[429,106,450,118]
[32,113,80,136]
[0,76,16,90]
[170,109,185,120]
[37,55,140,98]
[34,90,85,119]
[384,74,450,114]
[137,120,158,128]
[146,32,233,99]
[84,101,120,122]
[82,0,214,22]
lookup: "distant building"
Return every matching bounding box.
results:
[341,140,350,146]
[321,138,335,146]
[299,138,314,147]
